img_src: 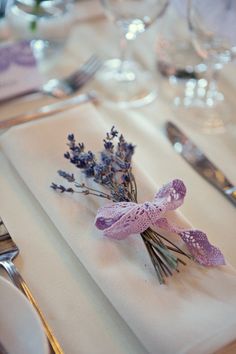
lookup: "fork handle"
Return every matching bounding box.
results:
[0,260,64,354]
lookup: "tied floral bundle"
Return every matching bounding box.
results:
[51,126,225,284]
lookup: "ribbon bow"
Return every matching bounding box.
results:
[95,179,225,266]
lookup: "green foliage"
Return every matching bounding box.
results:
[30,0,44,32]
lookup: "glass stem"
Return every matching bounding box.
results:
[120,36,129,61]
[118,35,130,74]
[206,60,222,104]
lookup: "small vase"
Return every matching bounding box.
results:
[6,0,74,59]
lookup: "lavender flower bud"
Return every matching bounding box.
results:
[67,133,74,141]
[58,170,75,182]
[64,151,70,159]
[104,140,114,151]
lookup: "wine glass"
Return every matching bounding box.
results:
[97,0,169,108]
[179,0,236,133]
[155,0,206,102]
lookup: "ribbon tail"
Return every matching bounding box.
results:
[154,218,225,266]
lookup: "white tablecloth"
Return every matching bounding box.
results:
[0,2,236,353]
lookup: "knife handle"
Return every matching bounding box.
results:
[224,187,236,207]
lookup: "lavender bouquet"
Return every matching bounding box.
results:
[52,126,225,284]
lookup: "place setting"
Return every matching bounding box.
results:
[0,1,236,354]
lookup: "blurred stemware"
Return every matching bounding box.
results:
[155,0,206,101]
[156,0,202,76]
[97,0,169,108]
[178,0,236,133]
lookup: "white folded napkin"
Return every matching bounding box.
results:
[1,104,236,354]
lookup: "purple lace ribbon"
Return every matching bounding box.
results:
[95,179,225,266]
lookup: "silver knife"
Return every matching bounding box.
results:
[0,91,97,130]
[166,121,236,207]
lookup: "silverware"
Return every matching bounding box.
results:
[42,55,102,98]
[0,91,97,130]
[0,340,8,354]
[157,60,199,80]
[166,121,236,207]
[1,55,102,103]
[0,217,63,354]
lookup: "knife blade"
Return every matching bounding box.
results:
[0,91,97,130]
[166,121,236,207]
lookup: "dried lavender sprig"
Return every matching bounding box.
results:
[150,229,192,260]
[129,176,190,283]
[51,183,74,193]
[141,230,179,283]
[74,182,112,199]
[51,182,113,200]
[143,238,166,284]
[53,126,192,284]
[128,171,138,201]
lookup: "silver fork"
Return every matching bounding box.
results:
[2,55,102,102]
[0,217,63,354]
[42,55,102,98]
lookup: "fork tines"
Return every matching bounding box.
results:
[0,218,8,239]
[66,55,103,89]
[0,218,18,254]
